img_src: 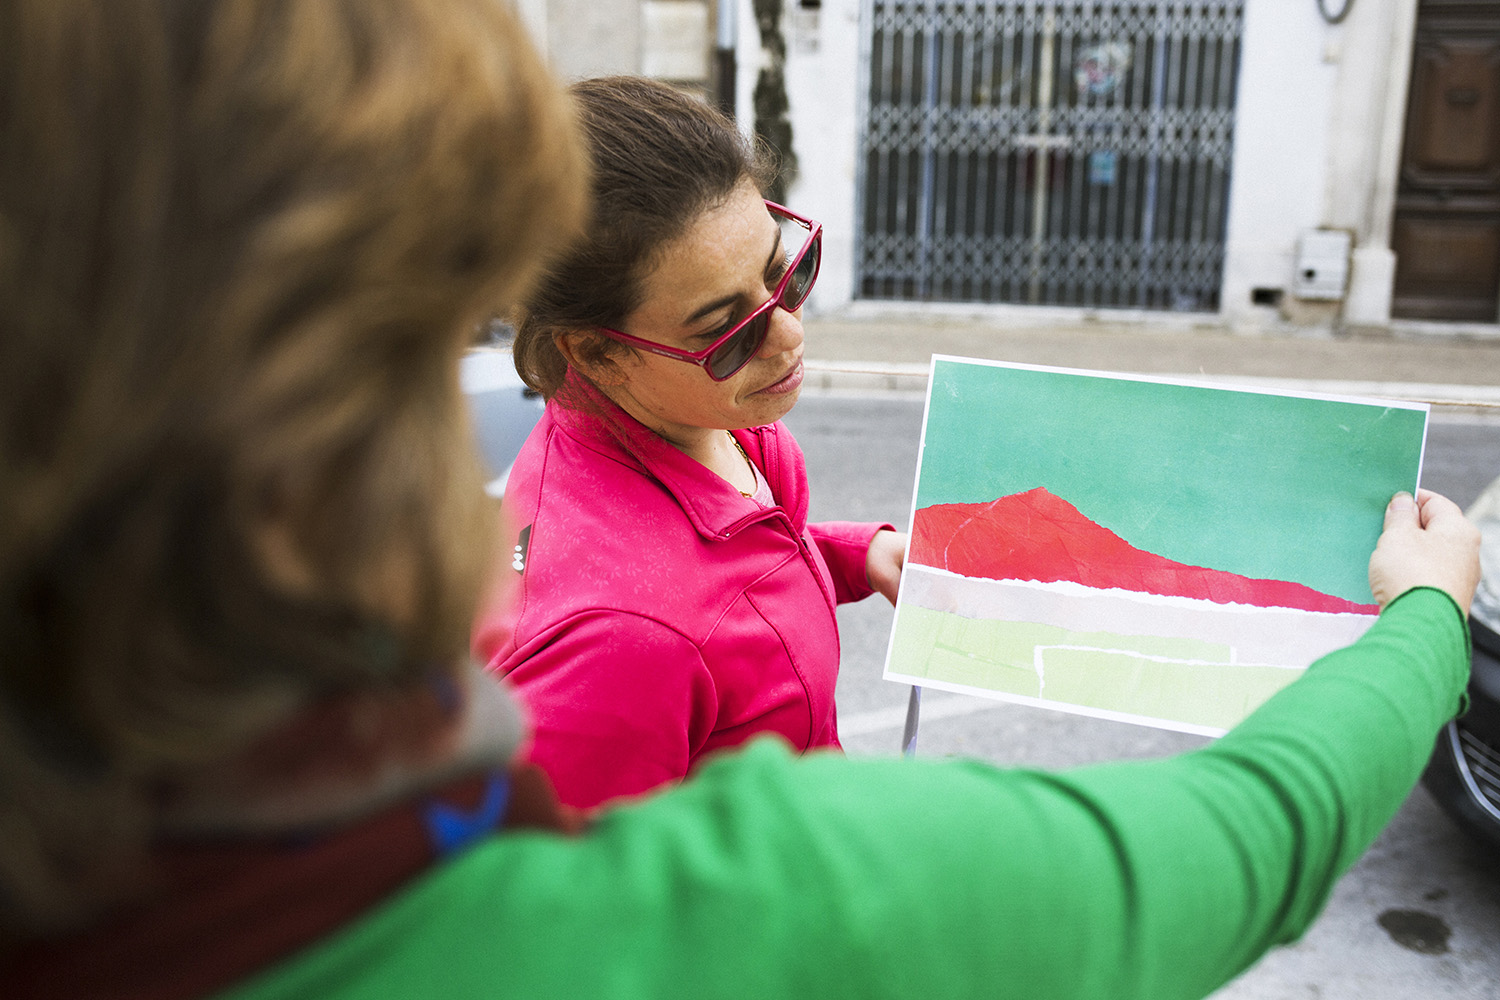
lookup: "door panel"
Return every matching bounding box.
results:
[1392,214,1500,321]
[1392,1,1500,321]
[1402,40,1500,184]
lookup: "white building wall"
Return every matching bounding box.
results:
[537,0,642,79]
[770,0,1415,328]
[517,1,1417,328]
[777,0,865,312]
[1218,0,1340,329]
[1323,0,1419,327]
[518,0,714,89]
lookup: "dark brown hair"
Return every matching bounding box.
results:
[512,76,776,399]
[0,0,585,933]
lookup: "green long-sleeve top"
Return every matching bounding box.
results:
[222,587,1469,1000]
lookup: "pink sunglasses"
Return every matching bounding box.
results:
[593,201,822,381]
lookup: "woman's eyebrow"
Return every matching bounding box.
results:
[682,227,783,325]
[763,233,785,274]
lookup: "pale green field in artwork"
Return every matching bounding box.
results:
[888,604,1303,733]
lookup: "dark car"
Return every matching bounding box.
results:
[1422,478,1500,850]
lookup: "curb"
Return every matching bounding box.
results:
[802,360,1500,416]
[803,360,931,395]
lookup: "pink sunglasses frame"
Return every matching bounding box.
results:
[592,200,822,381]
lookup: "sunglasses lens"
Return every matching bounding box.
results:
[706,311,770,380]
[702,209,820,381]
[783,231,820,309]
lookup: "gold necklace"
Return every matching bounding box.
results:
[728,431,756,498]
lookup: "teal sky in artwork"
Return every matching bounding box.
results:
[913,358,1428,604]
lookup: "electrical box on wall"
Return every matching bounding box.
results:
[1292,229,1351,300]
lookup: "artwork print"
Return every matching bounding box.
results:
[883,357,1429,736]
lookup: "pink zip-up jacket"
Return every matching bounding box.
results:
[472,381,891,809]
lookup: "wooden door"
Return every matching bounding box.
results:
[1392,1,1500,322]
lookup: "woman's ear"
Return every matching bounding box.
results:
[554,330,629,386]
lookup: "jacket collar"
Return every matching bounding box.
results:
[549,371,808,541]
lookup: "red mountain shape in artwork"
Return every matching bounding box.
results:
[910,487,1377,615]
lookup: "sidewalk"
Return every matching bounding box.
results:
[801,309,1500,412]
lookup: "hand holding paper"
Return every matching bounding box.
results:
[866,529,907,606]
[1369,490,1480,616]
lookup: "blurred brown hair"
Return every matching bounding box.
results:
[0,0,585,933]
[511,75,775,399]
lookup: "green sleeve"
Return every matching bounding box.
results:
[221,588,1468,1000]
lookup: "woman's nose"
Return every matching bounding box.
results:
[760,304,804,357]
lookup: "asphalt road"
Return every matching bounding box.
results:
[784,389,1500,1000]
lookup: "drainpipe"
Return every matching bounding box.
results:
[716,0,737,118]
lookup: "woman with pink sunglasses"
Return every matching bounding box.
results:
[472,76,906,809]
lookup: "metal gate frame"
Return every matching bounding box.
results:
[855,0,1244,311]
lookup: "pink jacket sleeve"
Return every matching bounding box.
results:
[807,520,895,605]
[501,610,719,810]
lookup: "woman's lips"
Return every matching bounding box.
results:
[758,359,803,395]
